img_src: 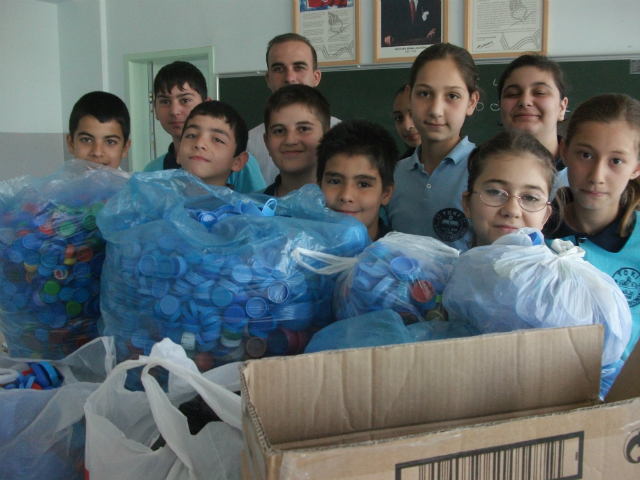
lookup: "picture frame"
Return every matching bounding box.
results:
[374,0,449,64]
[465,0,548,59]
[293,0,361,67]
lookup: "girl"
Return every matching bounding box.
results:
[392,84,421,160]
[498,55,569,170]
[387,43,479,252]
[546,93,640,360]
[461,130,555,247]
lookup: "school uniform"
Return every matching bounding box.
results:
[262,175,282,196]
[143,143,266,194]
[247,117,341,185]
[386,137,475,252]
[545,198,640,361]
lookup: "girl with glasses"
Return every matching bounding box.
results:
[461,130,558,247]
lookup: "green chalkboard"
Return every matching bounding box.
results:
[219,60,640,152]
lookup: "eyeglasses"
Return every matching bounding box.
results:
[471,188,551,212]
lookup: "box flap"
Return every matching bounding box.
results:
[605,337,640,403]
[242,325,603,445]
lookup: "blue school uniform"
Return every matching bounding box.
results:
[546,208,640,361]
[386,137,475,252]
[143,143,266,194]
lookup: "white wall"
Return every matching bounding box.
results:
[0,0,64,181]
[2,0,640,180]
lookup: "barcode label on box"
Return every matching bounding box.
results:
[396,431,584,480]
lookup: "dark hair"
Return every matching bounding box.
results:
[263,84,331,131]
[266,33,318,71]
[69,91,130,142]
[153,61,207,99]
[183,101,248,156]
[395,84,410,97]
[498,54,569,100]
[467,130,560,231]
[565,93,640,236]
[316,119,398,190]
[408,43,479,95]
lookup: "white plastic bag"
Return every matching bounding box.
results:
[442,229,632,366]
[0,336,115,480]
[84,338,243,480]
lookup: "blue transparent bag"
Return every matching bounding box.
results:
[97,171,370,375]
[0,161,130,359]
[442,229,632,366]
[333,232,459,323]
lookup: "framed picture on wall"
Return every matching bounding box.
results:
[293,0,361,67]
[465,0,548,58]
[374,0,449,64]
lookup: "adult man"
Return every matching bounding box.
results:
[247,33,340,184]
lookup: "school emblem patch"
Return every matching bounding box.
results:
[612,268,640,307]
[433,208,469,242]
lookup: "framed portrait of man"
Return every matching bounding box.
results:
[374,0,449,63]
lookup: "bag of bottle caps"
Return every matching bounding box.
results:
[0,161,130,359]
[442,229,632,366]
[0,336,115,480]
[97,171,370,377]
[333,232,459,323]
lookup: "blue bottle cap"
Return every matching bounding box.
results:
[73,262,91,277]
[371,276,397,299]
[122,242,141,259]
[22,233,43,251]
[13,293,27,309]
[170,256,187,278]
[40,253,58,268]
[34,328,49,342]
[245,297,268,319]
[151,278,170,299]
[23,250,40,267]
[390,256,419,279]
[58,286,74,302]
[131,329,150,349]
[156,257,173,279]
[7,247,23,264]
[201,312,222,329]
[231,264,252,284]
[172,279,192,295]
[72,287,90,303]
[159,294,180,316]
[166,326,183,344]
[200,326,222,343]
[3,282,18,296]
[251,260,272,277]
[138,254,157,276]
[31,290,46,307]
[352,275,374,293]
[267,281,289,304]
[143,339,156,356]
[224,304,247,325]
[74,276,91,288]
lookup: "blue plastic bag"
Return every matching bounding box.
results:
[442,229,632,366]
[97,170,370,373]
[0,161,129,359]
[333,232,459,322]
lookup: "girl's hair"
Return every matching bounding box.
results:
[408,43,479,95]
[467,130,561,226]
[395,84,409,97]
[565,93,640,236]
[497,54,569,100]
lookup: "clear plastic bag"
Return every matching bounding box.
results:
[442,229,632,366]
[0,160,130,359]
[333,232,459,322]
[97,171,370,376]
[0,336,115,480]
[84,339,243,480]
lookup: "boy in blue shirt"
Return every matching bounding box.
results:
[262,84,330,197]
[317,119,397,241]
[144,61,264,193]
[177,101,248,188]
[66,91,131,169]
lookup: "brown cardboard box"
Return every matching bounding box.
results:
[241,325,640,479]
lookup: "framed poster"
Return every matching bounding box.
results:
[465,0,548,58]
[374,0,449,64]
[293,0,361,67]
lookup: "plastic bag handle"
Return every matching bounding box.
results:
[291,247,357,275]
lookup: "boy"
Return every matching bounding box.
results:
[66,91,130,169]
[145,61,265,192]
[177,100,248,187]
[262,84,330,197]
[317,120,397,241]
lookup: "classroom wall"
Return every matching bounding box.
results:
[2,0,640,180]
[0,0,64,181]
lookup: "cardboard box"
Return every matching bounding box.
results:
[241,325,640,479]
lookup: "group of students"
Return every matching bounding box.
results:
[64,32,640,360]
